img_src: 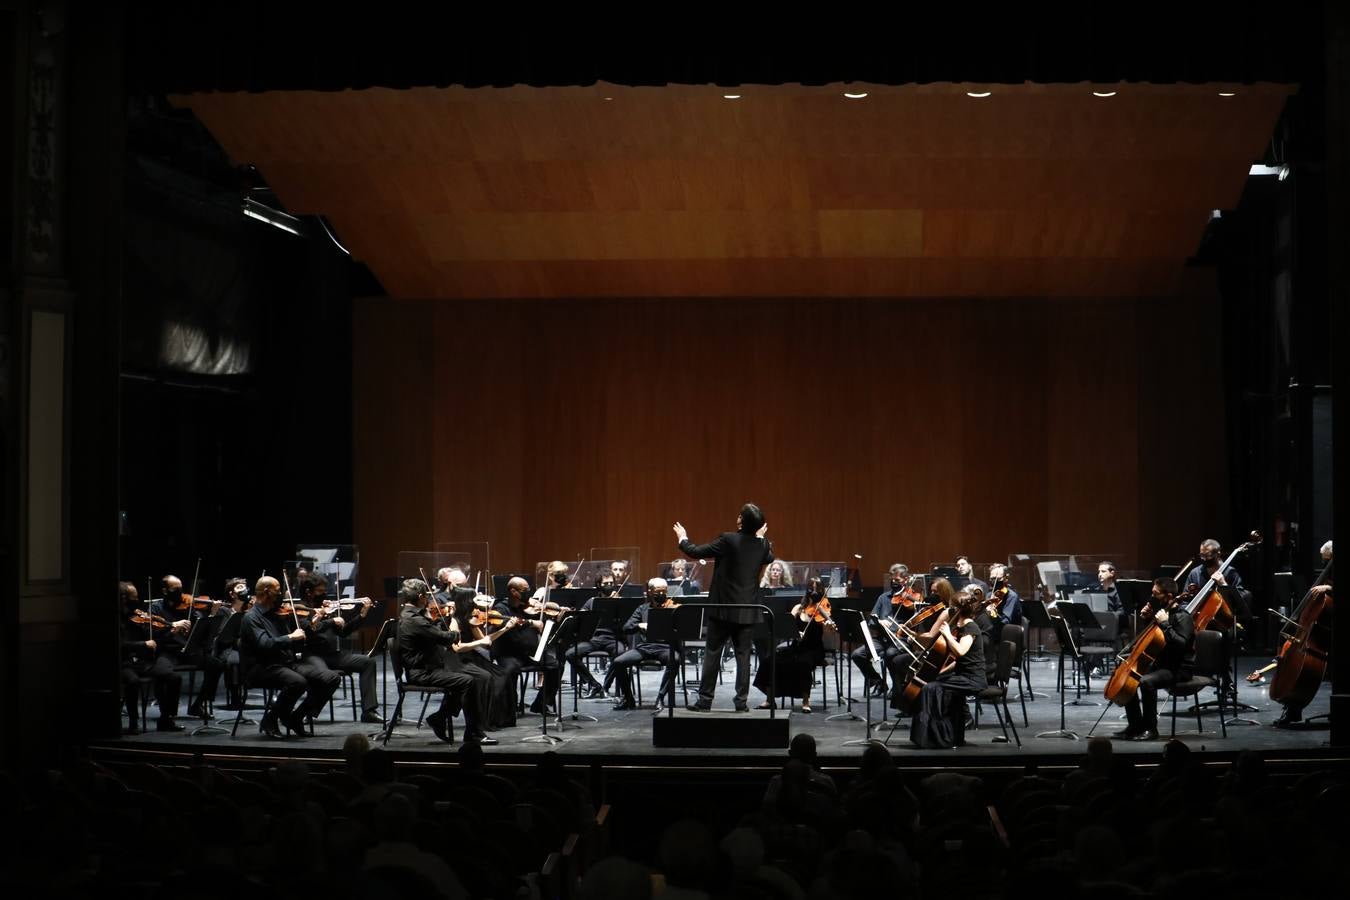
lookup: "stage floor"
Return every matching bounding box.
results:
[95,654,1336,771]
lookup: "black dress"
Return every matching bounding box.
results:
[754,615,826,700]
[909,620,987,749]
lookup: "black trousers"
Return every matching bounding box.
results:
[698,617,763,706]
[248,659,341,720]
[855,643,902,684]
[410,665,482,737]
[121,655,179,725]
[1125,668,1178,732]
[611,646,681,704]
[305,651,379,713]
[179,649,226,709]
[498,648,562,712]
[564,635,622,691]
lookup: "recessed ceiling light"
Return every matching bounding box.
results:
[966,91,992,98]
[1219,91,1237,97]
[1093,91,1117,98]
[843,92,868,99]
[603,96,613,101]
[722,93,742,100]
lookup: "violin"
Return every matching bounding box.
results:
[800,597,834,627]
[273,601,313,618]
[470,608,524,629]
[129,610,171,630]
[661,597,682,609]
[890,582,923,610]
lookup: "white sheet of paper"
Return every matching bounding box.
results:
[860,619,882,664]
[532,619,555,662]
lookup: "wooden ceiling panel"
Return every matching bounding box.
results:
[178,81,1292,299]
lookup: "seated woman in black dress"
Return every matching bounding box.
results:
[910,588,987,749]
[755,577,832,713]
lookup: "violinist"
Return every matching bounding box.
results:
[152,574,229,721]
[239,576,341,739]
[666,558,703,595]
[985,563,1022,642]
[396,578,495,745]
[442,567,518,731]
[492,577,563,716]
[611,578,683,709]
[909,588,987,749]
[296,573,382,724]
[214,578,250,709]
[755,577,832,713]
[850,563,915,697]
[1115,578,1194,742]
[531,560,573,601]
[119,581,183,733]
[565,573,624,699]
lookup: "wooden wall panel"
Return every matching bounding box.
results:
[352,291,1226,597]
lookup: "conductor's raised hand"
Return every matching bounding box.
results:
[756,522,768,539]
[673,522,688,543]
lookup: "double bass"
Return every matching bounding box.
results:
[1263,554,1333,708]
[1103,531,1260,706]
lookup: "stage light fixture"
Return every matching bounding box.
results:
[966,91,992,98]
[722,93,742,100]
[1219,91,1237,97]
[1092,91,1117,97]
[843,92,868,99]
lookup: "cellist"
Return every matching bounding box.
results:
[1115,578,1195,742]
[1273,540,1333,728]
[849,563,916,697]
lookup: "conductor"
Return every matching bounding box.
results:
[674,502,773,712]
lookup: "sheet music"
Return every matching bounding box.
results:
[532,619,555,662]
[859,619,882,664]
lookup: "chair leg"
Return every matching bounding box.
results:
[1004,695,1022,747]
[416,693,432,726]
[1217,685,1228,738]
[1194,694,1204,735]
[1170,694,1178,737]
[992,700,1010,743]
[381,691,407,745]
[230,685,249,737]
[1017,679,1029,727]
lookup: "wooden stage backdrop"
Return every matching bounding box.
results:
[352,283,1227,598]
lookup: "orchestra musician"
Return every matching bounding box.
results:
[1115,578,1194,742]
[151,574,227,722]
[666,558,703,595]
[532,560,573,601]
[955,556,990,593]
[119,581,184,733]
[850,563,916,697]
[239,576,341,738]
[564,573,625,699]
[759,560,793,590]
[440,568,517,731]
[296,573,382,724]
[396,578,494,745]
[755,577,832,713]
[985,563,1023,643]
[1083,561,1130,635]
[676,503,774,712]
[909,587,987,749]
[1272,540,1334,728]
[492,576,563,716]
[610,578,683,709]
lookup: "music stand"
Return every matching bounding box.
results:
[365,617,399,738]
[1020,600,1054,698]
[1057,601,1106,704]
[828,609,866,723]
[642,606,692,712]
[184,611,232,736]
[558,611,598,723]
[1036,613,1083,740]
[521,618,564,744]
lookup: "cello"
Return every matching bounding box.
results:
[1104,531,1260,706]
[1264,553,1333,708]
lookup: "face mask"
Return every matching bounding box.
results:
[553,573,569,587]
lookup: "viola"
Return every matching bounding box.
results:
[470,608,521,628]
[272,602,313,618]
[890,585,923,610]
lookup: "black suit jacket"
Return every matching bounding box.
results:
[679,532,774,624]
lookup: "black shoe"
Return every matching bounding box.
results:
[584,685,606,699]
[360,710,384,724]
[733,703,750,713]
[613,699,637,711]
[156,718,185,733]
[1273,714,1302,729]
[686,702,711,712]
[1113,728,1140,739]
[283,711,309,737]
[259,714,285,739]
[186,703,212,720]
[1129,729,1159,742]
[426,711,451,743]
